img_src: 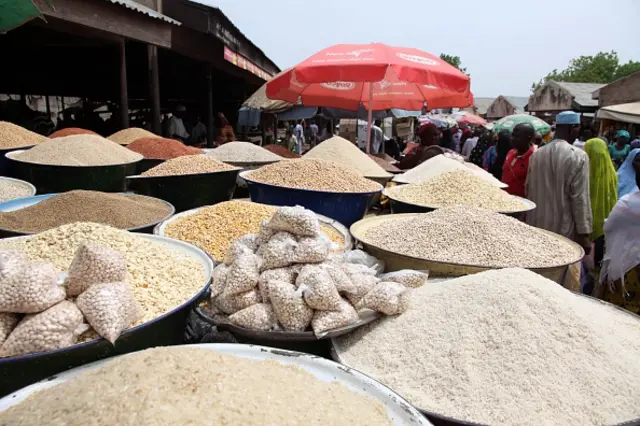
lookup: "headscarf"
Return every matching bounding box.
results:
[584,138,618,240]
[617,148,640,199]
[489,130,511,180]
[468,134,490,166]
[616,129,631,140]
[631,139,640,149]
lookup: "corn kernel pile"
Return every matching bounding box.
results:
[163,201,345,261]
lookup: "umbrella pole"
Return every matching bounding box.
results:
[366,84,373,154]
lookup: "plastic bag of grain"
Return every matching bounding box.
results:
[360,281,410,315]
[379,270,429,288]
[66,242,127,297]
[228,303,279,331]
[0,258,66,314]
[345,274,380,306]
[215,289,261,315]
[339,250,385,273]
[257,232,298,271]
[210,263,229,299]
[0,301,87,357]
[0,313,20,345]
[258,267,297,303]
[268,280,313,331]
[224,253,260,295]
[319,263,356,294]
[297,266,342,311]
[266,206,320,237]
[76,282,141,344]
[311,299,359,336]
[294,235,331,264]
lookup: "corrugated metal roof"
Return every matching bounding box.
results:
[504,96,529,111]
[552,82,606,108]
[106,0,181,25]
[469,97,494,115]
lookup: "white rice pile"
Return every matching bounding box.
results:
[207,142,282,164]
[335,268,640,426]
[393,154,505,187]
[304,136,391,178]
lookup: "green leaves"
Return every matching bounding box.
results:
[439,54,469,76]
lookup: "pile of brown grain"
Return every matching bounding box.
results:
[0,121,48,149]
[49,128,98,138]
[141,154,237,177]
[127,137,201,159]
[107,128,158,145]
[0,190,173,232]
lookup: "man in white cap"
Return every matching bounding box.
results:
[526,111,592,289]
[168,104,189,143]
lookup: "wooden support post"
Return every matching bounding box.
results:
[206,67,214,148]
[119,40,130,129]
[45,95,51,116]
[147,45,161,134]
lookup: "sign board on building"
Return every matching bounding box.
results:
[224,47,273,81]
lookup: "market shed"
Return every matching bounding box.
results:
[592,71,640,108]
[462,97,494,117]
[485,96,529,119]
[527,81,605,113]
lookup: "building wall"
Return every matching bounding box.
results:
[486,96,518,119]
[527,83,573,112]
[598,72,640,107]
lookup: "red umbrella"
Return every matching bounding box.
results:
[266,43,472,152]
[453,111,487,126]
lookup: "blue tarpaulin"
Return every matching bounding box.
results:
[275,106,319,121]
[237,107,261,127]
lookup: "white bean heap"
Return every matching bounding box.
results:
[209,205,424,335]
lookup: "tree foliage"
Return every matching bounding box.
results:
[532,51,640,91]
[439,54,469,75]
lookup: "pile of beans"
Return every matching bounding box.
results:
[107,128,158,145]
[0,121,48,149]
[163,200,345,261]
[387,169,527,212]
[12,135,142,166]
[49,128,98,138]
[304,136,391,178]
[263,144,300,159]
[140,155,237,177]
[127,137,201,159]
[0,190,172,233]
[246,159,382,193]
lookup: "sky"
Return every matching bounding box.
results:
[197,0,639,98]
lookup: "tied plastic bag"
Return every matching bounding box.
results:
[320,263,356,295]
[224,253,260,296]
[66,242,127,297]
[224,240,254,266]
[341,263,378,277]
[297,267,342,311]
[268,280,313,331]
[76,282,141,344]
[345,274,380,306]
[338,250,385,274]
[0,259,66,314]
[257,221,277,246]
[235,234,260,252]
[0,312,20,345]
[210,263,229,299]
[228,303,279,331]
[266,206,320,237]
[294,235,331,264]
[379,270,429,288]
[257,232,298,271]
[311,299,359,335]
[360,281,410,315]
[258,267,297,303]
[215,289,261,315]
[0,301,87,358]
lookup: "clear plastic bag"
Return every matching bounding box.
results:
[215,289,261,315]
[235,234,260,252]
[210,263,229,299]
[224,253,260,296]
[223,240,254,266]
[360,281,410,315]
[0,301,87,358]
[294,235,331,264]
[256,231,298,271]
[266,206,320,237]
[0,260,66,314]
[379,270,429,288]
[228,303,279,331]
[320,263,356,295]
[66,242,127,297]
[76,282,141,344]
[311,299,359,335]
[339,250,385,273]
[257,221,277,246]
[345,273,380,306]
[298,268,342,311]
[341,263,378,277]
[0,312,19,345]
[258,267,297,303]
[268,280,313,331]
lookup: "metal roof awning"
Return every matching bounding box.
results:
[106,0,180,25]
[597,101,640,125]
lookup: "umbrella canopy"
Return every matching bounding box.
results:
[266,43,472,111]
[419,114,457,128]
[452,111,487,126]
[493,114,552,136]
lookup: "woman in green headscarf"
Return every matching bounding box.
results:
[584,138,618,268]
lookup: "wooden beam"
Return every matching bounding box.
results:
[119,41,130,128]
[32,0,173,48]
[206,66,214,148]
[148,45,161,134]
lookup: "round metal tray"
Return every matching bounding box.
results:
[154,203,353,262]
[330,277,640,426]
[0,343,432,425]
[0,233,214,397]
[0,176,36,200]
[0,192,175,237]
[350,213,584,285]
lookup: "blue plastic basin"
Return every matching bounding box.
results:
[240,171,382,227]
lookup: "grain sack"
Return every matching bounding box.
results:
[268,281,313,331]
[0,258,65,314]
[256,232,298,271]
[311,299,359,335]
[76,282,141,344]
[228,303,279,331]
[266,206,320,237]
[294,235,331,264]
[360,281,410,315]
[66,242,127,297]
[297,268,342,311]
[258,267,297,303]
[215,289,261,315]
[224,253,260,296]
